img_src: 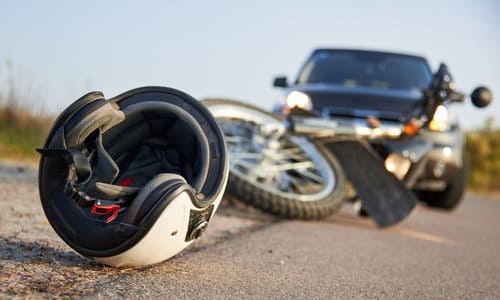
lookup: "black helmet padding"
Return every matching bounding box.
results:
[64,102,125,148]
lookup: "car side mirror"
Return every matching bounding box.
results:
[471,86,492,108]
[273,76,288,88]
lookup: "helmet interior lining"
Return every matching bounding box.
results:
[102,101,210,193]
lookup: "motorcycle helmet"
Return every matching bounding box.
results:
[38,86,228,267]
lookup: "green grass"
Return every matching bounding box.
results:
[0,107,52,162]
[465,118,500,193]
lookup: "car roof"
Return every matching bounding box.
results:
[312,48,429,62]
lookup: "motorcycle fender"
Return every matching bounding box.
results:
[324,140,417,227]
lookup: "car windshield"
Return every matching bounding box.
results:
[296,51,432,91]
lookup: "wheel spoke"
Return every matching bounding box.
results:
[294,169,324,183]
[269,161,315,171]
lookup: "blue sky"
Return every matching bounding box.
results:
[0,0,499,129]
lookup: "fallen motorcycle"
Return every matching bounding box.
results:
[204,48,492,227]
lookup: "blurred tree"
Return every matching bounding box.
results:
[465,116,500,191]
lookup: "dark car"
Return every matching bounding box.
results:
[271,48,490,211]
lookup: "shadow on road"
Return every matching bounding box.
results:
[0,237,91,267]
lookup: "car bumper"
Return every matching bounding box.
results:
[396,129,464,191]
[290,116,403,139]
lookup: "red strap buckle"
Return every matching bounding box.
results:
[119,177,134,187]
[91,201,121,223]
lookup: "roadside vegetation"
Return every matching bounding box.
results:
[0,105,52,161]
[0,61,52,161]
[465,117,500,193]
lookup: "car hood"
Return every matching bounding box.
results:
[293,84,425,122]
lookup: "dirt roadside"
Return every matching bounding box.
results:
[0,161,275,298]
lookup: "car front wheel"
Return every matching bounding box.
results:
[421,162,467,210]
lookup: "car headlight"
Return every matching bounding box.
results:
[428,105,449,131]
[285,91,312,110]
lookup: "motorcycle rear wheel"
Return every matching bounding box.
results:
[203,99,346,219]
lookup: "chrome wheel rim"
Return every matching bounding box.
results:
[208,104,336,202]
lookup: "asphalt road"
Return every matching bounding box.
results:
[1,162,499,299]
